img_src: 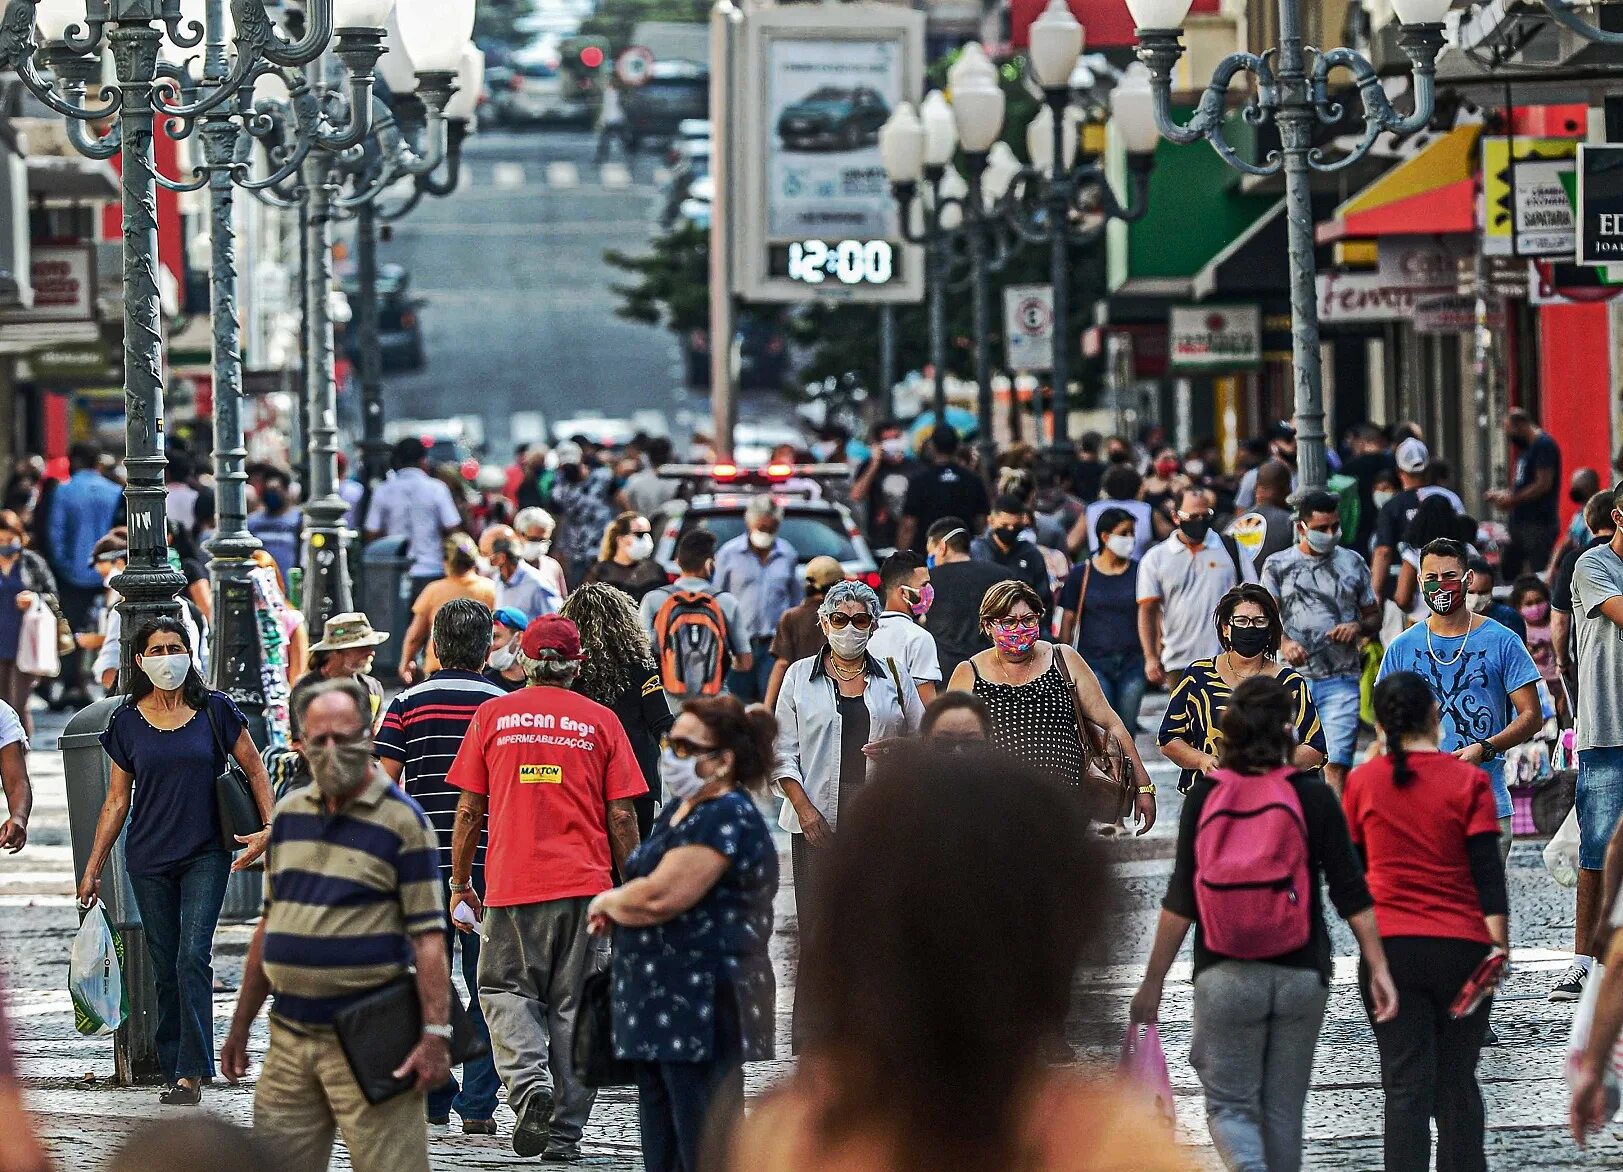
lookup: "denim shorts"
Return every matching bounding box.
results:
[1308,675,1362,768]
[1577,746,1623,871]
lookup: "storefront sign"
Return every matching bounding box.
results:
[1481,136,1577,258]
[1413,294,1506,334]
[7,246,94,322]
[1168,305,1260,369]
[25,339,110,380]
[1577,144,1623,266]
[1004,284,1054,372]
[1318,238,1468,323]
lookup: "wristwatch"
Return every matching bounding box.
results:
[1475,739,1497,762]
[423,1023,454,1041]
[449,879,471,894]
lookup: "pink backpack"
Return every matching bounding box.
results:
[1194,766,1312,960]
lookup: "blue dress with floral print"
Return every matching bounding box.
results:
[611,788,779,1064]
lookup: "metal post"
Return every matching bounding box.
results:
[293,198,311,491]
[200,69,267,739]
[1046,91,1071,449]
[357,201,386,489]
[299,153,353,630]
[709,0,740,461]
[879,304,896,419]
[965,153,998,479]
[922,165,949,424]
[1275,0,1327,495]
[107,24,185,689]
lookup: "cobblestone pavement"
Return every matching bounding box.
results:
[5,701,1623,1169]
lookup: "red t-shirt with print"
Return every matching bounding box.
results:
[447,687,648,907]
[1342,751,1501,943]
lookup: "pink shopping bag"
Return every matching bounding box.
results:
[1119,1021,1175,1129]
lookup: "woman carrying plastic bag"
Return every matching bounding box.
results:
[68,900,127,1037]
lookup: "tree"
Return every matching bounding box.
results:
[578,0,710,54]
[475,0,536,47]
[604,220,710,335]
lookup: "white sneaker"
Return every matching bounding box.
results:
[1550,960,1590,1002]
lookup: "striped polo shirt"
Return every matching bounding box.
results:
[375,670,505,893]
[260,772,445,1027]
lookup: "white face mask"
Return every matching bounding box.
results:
[1105,534,1136,559]
[1372,490,1396,511]
[525,539,550,560]
[826,624,872,660]
[139,652,189,691]
[489,642,518,671]
[660,747,711,801]
[749,528,775,551]
[1468,592,1494,614]
[625,534,654,561]
[880,437,907,460]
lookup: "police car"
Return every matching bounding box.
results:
[649,462,881,589]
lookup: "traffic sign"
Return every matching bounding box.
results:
[1004,284,1055,372]
[615,46,654,88]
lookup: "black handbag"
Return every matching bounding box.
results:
[573,969,636,1088]
[333,975,490,1105]
[204,700,261,851]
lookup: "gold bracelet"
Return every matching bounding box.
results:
[1136,784,1157,796]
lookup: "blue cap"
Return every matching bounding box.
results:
[493,605,529,631]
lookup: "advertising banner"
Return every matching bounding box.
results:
[1169,305,1260,369]
[1577,144,1623,266]
[1004,284,1054,372]
[1481,136,1577,258]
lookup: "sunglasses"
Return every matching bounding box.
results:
[662,735,719,760]
[825,612,875,630]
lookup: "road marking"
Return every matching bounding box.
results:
[599,162,631,189]
[457,167,473,193]
[492,162,526,190]
[397,218,654,237]
[546,161,580,188]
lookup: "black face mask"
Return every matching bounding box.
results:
[1572,486,1591,505]
[262,489,286,512]
[1179,517,1211,542]
[1228,626,1272,659]
[992,526,1021,548]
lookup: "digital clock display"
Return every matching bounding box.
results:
[769,239,899,287]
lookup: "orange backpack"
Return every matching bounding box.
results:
[653,589,730,697]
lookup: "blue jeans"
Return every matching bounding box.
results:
[427,891,501,1122]
[726,636,774,702]
[127,849,231,1083]
[1307,675,1362,768]
[1577,746,1623,871]
[1082,649,1147,735]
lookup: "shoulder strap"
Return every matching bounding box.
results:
[1071,559,1093,642]
[1220,533,1245,581]
[200,695,230,766]
[883,656,905,699]
[1050,645,1091,743]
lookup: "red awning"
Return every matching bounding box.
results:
[1319,177,1476,242]
[1008,0,1221,48]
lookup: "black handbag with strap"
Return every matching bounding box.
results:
[574,969,636,1088]
[1051,648,1135,824]
[333,975,489,1105]
[203,699,261,851]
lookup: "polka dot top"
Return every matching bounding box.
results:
[970,655,1085,788]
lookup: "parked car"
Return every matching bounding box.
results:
[623,60,708,144]
[489,53,590,126]
[340,263,425,372]
[776,85,890,151]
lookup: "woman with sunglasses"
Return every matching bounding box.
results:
[1158,583,1328,795]
[772,579,924,1052]
[947,580,1157,833]
[589,696,779,1172]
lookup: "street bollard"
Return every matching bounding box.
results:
[361,535,412,680]
[59,697,160,1085]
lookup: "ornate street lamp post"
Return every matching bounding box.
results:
[1130,0,1448,492]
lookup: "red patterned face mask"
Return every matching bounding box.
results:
[990,619,1040,656]
[1422,579,1465,616]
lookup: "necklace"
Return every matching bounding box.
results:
[1426,614,1476,666]
[829,655,865,682]
[1224,652,1264,683]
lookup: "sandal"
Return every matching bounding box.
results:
[159,1081,202,1106]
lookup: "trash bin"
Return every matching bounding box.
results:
[60,697,160,1085]
[362,534,412,679]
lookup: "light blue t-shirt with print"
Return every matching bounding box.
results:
[1377,616,1542,817]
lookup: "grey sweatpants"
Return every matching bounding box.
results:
[1190,961,1329,1172]
[477,898,607,1147]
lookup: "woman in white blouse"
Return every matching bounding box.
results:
[773,579,923,1051]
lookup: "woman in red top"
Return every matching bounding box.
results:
[1343,671,1511,1172]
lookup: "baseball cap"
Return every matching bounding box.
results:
[804,555,845,590]
[552,441,584,467]
[1268,420,1297,442]
[520,614,585,662]
[493,606,529,632]
[1396,437,1430,474]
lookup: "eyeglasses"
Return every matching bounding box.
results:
[992,617,1040,631]
[825,612,875,630]
[661,735,719,760]
[1228,616,1270,630]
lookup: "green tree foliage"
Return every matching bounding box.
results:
[604,220,710,334]
[475,0,536,46]
[578,0,711,53]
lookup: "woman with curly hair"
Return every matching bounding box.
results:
[561,583,676,839]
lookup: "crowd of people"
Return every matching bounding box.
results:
[0,408,1622,1172]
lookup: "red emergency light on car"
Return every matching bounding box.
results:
[765,463,794,481]
[710,463,740,482]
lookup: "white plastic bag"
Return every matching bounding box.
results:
[1567,963,1623,1114]
[15,599,60,678]
[1544,808,1581,889]
[68,901,127,1036]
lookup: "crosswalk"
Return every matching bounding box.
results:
[458,159,655,193]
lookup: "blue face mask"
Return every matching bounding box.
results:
[926,554,936,569]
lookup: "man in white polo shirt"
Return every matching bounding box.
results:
[1138,488,1250,688]
[866,551,941,704]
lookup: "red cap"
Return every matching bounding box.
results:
[520,614,585,662]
